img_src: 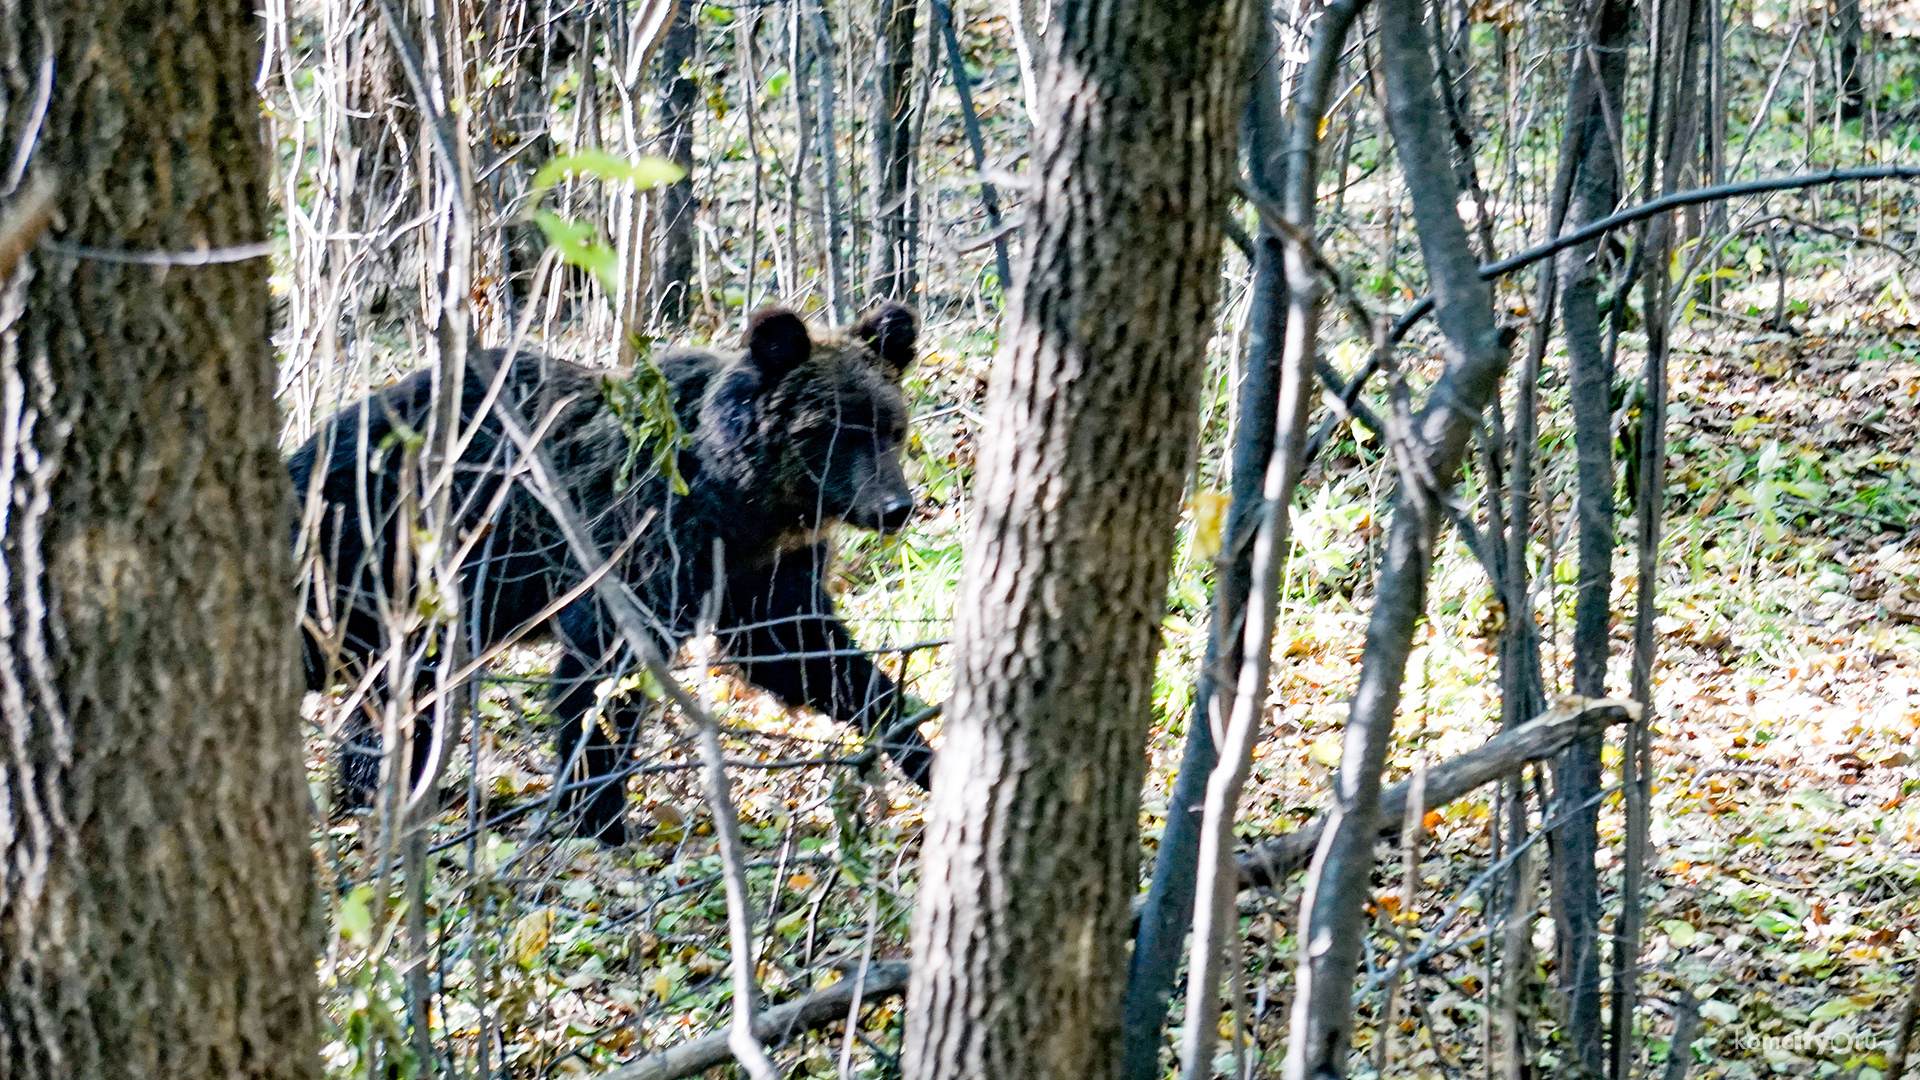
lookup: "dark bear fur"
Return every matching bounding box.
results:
[290,304,931,842]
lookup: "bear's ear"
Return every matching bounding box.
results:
[743,307,812,380]
[852,303,918,380]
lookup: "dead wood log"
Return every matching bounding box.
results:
[601,961,911,1080]
[1236,696,1640,889]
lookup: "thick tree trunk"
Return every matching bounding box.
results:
[1552,3,1632,1073]
[0,1,319,1078]
[1119,14,1293,1072]
[651,0,698,326]
[866,0,918,300]
[898,0,1253,1069]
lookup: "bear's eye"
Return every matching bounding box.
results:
[805,420,882,449]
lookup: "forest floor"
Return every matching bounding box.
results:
[309,253,1920,1080]
[1204,272,1920,1079]
[1580,307,1920,1079]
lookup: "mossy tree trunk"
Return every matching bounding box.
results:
[898,0,1253,1072]
[0,1,319,1077]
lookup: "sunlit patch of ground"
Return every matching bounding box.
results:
[1132,258,1920,1077]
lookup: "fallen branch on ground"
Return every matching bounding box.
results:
[1236,696,1641,889]
[601,961,912,1080]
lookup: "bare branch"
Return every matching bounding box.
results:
[462,349,781,1080]
[1177,5,1366,1075]
[1238,697,1640,888]
[930,0,1012,289]
[1390,164,1920,341]
[1280,0,1515,1070]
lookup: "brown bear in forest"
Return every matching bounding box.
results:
[290,304,931,843]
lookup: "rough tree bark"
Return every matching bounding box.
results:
[651,0,698,325]
[866,0,918,300]
[0,1,319,1077]
[1119,10,1295,1074]
[898,0,1254,1069]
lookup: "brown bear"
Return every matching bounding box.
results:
[290,304,931,842]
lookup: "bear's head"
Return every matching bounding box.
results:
[697,304,919,541]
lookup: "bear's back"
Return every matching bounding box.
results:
[655,346,734,434]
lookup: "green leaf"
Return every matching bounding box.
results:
[1699,999,1741,1025]
[339,886,373,943]
[1752,910,1798,935]
[600,346,691,496]
[1671,237,1704,284]
[614,666,665,702]
[1810,998,1864,1021]
[1731,415,1761,435]
[531,149,683,198]
[1781,480,1828,500]
[533,210,618,296]
[1795,789,1843,812]
[1660,919,1699,947]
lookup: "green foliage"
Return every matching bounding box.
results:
[528,150,684,298]
[532,210,619,296]
[321,888,424,1079]
[529,148,684,199]
[600,342,690,495]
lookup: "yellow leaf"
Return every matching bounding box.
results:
[512,909,554,966]
[1309,732,1344,767]
[648,802,687,843]
[1190,489,1230,560]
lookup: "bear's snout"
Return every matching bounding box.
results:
[873,496,915,533]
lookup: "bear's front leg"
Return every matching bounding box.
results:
[721,544,935,789]
[549,643,639,844]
